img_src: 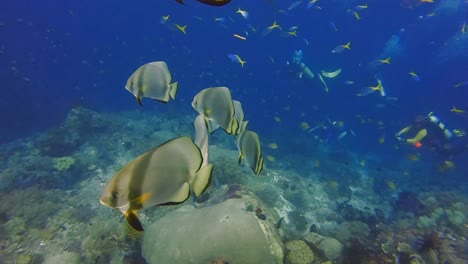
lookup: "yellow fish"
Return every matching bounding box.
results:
[300,122,311,130]
[406,154,420,161]
[331,42,351,53]
[175,24,187,34]
[378,57,391,64]
[160,15,170,24]
[439,160,455,173]
[359,79,385,96]
[387,180,396,190]
[287,30,298,37]
[450,106,465,113]
[228,54,246,68]
[378,135,385,144]
[267,143,278,149]
[262,21,282,36]
[234,54,246,68]
[328,181,339,188]
[266,155,276,162]
[236,8,248,19]
[274,116,281,122]
[267,20,281,30]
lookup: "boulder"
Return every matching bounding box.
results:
[317,237,344,261]
[142,198,283,263]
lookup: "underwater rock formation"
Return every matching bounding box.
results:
[302,232,345,262]
[317,237,344,261]
[285,240,314,264]
[142,197,283,263]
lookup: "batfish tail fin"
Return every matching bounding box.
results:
[169,82,178,100]
[192,163,213,197]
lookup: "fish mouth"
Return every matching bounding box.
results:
[99,198,110,206]
[100,199,130,212]
[115,202,130,210]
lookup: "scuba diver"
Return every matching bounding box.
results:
[284,50,315,80]
[395,112,467,160]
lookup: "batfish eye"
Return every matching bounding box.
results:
[111,192,118,200]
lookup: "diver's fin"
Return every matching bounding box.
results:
[125,210,144,231]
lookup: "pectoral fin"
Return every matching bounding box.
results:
[125,210,144,231]
[131,192,152,209]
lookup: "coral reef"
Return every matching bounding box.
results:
[334,221,371,243]
[53,156,76,171]
[80,218,135,264]
[1,107,467,264]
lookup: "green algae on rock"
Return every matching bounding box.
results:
[285,240,314,264]
[53,156,76,171]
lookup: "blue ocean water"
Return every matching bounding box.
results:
[1,0,468,263]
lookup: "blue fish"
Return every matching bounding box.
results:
[227,53,238,62]
[227,53,246,67]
